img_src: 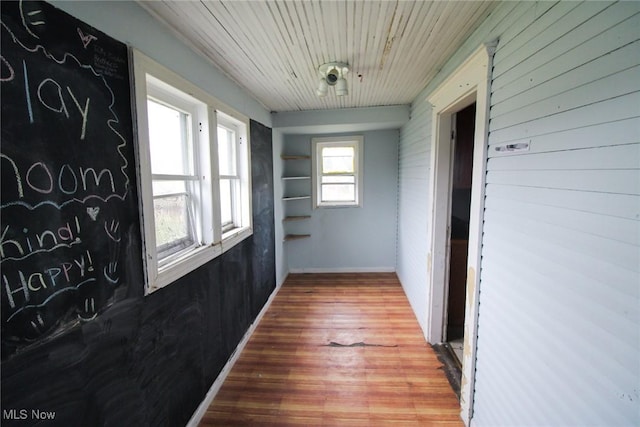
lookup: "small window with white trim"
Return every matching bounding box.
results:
[312,136,363,208]
[133,50,252,294]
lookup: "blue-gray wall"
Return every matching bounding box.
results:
[272,106,408,279]
[283,130,399,272]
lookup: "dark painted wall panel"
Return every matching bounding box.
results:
[1,3,276,424]
[1,67,275,427]
[1,0,142,352]
[249,120,276,319]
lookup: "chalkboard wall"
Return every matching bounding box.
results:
[1,2,276,425]
[1,0,141,352]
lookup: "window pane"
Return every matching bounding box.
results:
[321,175,355,184]
[148,99,193,175]
[219,178,233,226]
[152,180,187,196]
[218,126,236,176]
[153,194,194,255]
[321,184,356,202]
[324,146,353,157]
[322,146,354,173]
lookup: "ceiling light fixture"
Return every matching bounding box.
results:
[316,62,349,97]
[316,77,328,97]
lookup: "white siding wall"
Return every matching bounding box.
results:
[475,2,640,425]
[397,0,525,337]
[397,1,640,425]
[396,98,432,328]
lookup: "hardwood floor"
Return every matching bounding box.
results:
[200,273,463,426]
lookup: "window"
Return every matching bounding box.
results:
[312,136,363,208]
[147,88,201,262]
[133,51,252,294]
[217,116,240,233]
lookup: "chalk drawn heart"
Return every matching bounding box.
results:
[86,207,100,221]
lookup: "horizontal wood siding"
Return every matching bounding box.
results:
[474,1,640,426]
[396,0,524,338]
[398,1,639,425]
[397,97,432,330]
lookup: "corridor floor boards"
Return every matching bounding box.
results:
[200,273,463,426]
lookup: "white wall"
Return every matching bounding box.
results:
[50,1,271,127]
[271,129,288,286]
[285,130,399,272]
[398,1,640,425]
[396,92,433,328]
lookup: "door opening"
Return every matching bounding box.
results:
[425,41,497,424]
[445,102,476,365]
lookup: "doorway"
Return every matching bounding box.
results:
[446,103,476,364]
[425,41,497,424]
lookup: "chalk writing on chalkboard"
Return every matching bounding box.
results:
[1,0,138,347]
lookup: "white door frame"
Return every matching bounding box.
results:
[425,40,497,425]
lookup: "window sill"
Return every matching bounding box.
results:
[316,202,361,209]
[221,226,253,252]
[149,244,222,293]
[145,226,253,295]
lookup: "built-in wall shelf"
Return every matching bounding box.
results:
[284,234,311,241]
[282,150,311,243]
[281,155,311,160]
[282,176,311,181]
[282,195,311,201]
[283,215,311,222]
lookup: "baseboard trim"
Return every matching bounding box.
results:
[288,267,396,274]
[186,273,287,426]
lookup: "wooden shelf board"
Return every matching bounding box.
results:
[282,176,311,180]
[284,234,311,241]
[283,215,311,222]
[281,155,311,160]
[282,196,311,201]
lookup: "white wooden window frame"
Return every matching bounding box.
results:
[312,136,363,208]
[217,114,245,235]
[146,83,203,264]
[133,50,252,295]
[217,111,252,248]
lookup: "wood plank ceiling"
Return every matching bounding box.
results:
[137,1,499,112]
